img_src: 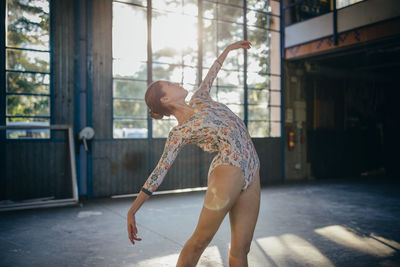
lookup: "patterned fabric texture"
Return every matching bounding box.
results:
[142,59,260,194]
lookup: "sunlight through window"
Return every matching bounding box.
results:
[112,0,282,138]
[255,234,334,266]
[315,225,400,257]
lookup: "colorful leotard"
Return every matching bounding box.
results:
[141,59,260,196]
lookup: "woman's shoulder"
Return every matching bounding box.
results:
[189,89,212,106]
[170,123,191,139]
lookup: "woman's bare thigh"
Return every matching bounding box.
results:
[190,165,245,243]
[228,166,261,253]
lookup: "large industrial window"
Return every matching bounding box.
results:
[112,0,281,139]
[4,0,51,139]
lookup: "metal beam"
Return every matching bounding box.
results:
[147,0,153,175]
[0,0,6,198]
[280,0,286,182]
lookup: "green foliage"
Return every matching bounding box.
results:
[6,0,50,123]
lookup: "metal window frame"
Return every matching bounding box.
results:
[3,0,53,141]
[111,0,282,141]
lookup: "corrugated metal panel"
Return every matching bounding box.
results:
[152,141,209,192]
[92,138,282,198]
[92,140,149,197]
[253,139,282,184]
[52,0,75,138]
[91,0,112,139]
[4,141,72,201]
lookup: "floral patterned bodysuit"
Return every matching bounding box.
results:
[141,59,260,196]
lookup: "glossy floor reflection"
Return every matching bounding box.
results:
[1,176,399,266]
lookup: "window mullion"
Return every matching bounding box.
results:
[243,0,248,127]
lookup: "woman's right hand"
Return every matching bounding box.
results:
[228,40,252,51]
[127,210,142,245]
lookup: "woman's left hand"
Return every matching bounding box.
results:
[127,211,142,245]
[228,40,252,51]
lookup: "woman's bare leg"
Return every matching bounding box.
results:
[228,166,261,267]
[176,165,245,267]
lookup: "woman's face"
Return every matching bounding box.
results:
[160,81,188,104]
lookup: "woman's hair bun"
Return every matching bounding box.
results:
[150,110,163,120]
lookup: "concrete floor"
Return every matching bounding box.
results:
[1,176,400,267]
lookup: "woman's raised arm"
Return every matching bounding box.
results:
[198,40,252,93]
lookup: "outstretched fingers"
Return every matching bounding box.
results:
[128,223,142,245]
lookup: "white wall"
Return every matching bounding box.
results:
[284,0,400,48]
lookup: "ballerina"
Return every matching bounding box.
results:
[127,40,260,267]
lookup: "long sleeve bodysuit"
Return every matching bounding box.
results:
[141,59,260,196]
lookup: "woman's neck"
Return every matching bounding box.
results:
[173,102,195,126]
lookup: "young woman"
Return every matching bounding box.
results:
[127,40,261,267]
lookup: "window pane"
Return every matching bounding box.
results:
[153,0,198,16]
[218,5,243,24]
[248,52,268,74]
[247,26,269,73]
[183,66,197,85]
[218,0,243,7]
[7,95,50,116]
[153,11,197,66]
[271,106,281,121]
[113,79,147,99]
[113,99,147,119]
[248,121,268,138]
[248,104,268,120]
[271,121,281,137]
[248,89,268,105]
[153,0,181,12]
[6,72,50,94]
[6,49,50,73]
[185,83,199,100]
[247,0,269,12]
[152,119,178,138]
[112,3,147,78]
[6,119,50,139]
[270,90,281,106]
[113,119,148,139]
[113,59,147,79]
[153,63,182,83]
[225,104,244,120]
[247,72,269,89]
[217,21,243,52]
[183,0,198,16]
[203,2,216,19]
[203,19,217,67]
[7,0,50,50]
[216,70,243,87]
[216,87,243,104]
[247,10,279,31]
